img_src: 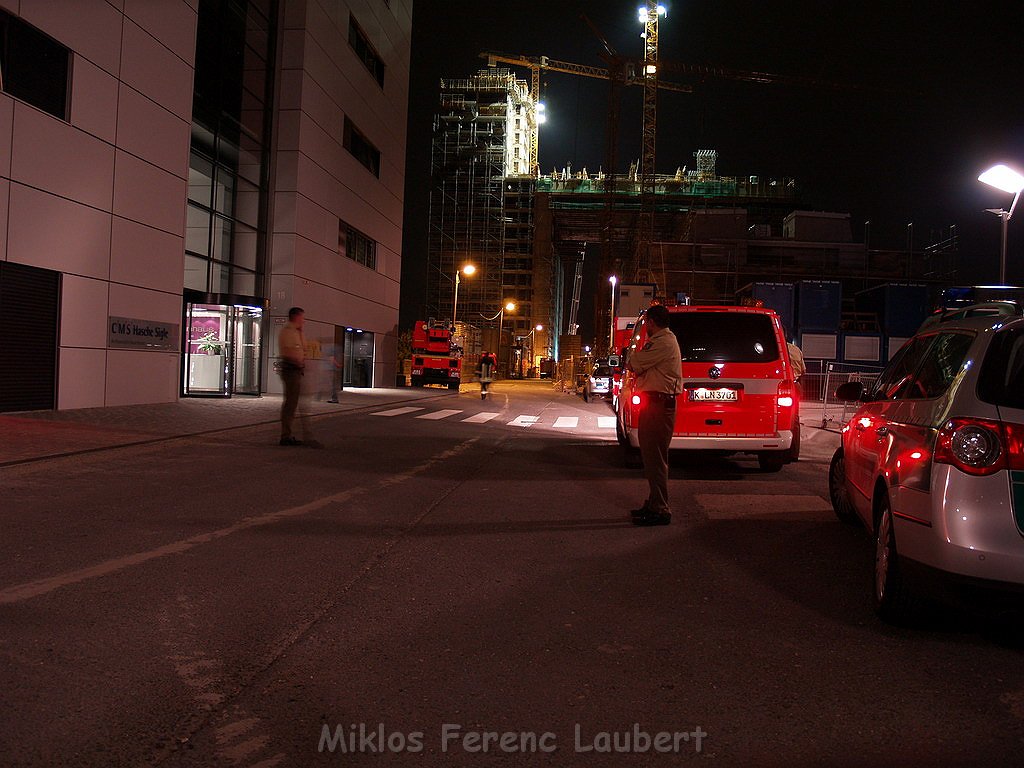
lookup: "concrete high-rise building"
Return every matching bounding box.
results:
[0,0,411,412]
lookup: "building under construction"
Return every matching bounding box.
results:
[427,70,959,363]
[426,69,554,370]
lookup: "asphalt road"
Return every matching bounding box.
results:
[1,380,1023,766]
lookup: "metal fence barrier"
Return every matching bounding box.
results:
[554,356,588,394]
[816,362,883,430]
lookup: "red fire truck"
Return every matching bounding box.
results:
[410,320,462,390]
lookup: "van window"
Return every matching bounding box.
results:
[978,326,1024,410]
[669,312,779,363]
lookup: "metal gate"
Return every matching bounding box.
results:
[0,262,61,412]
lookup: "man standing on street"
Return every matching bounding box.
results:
[278,306,307,446]
[626,304,683,526]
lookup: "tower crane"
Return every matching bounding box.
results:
[481,51,691,178]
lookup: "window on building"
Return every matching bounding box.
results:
[340,222,377,270]
[0,10,70,120]
[344,117,381,177]
[348,15,385,87]
[187,0,276,298]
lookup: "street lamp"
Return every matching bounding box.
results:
[451,263,476,327]
[481,301,517,376]
[520,323,544,377]
[979,164,1024,285]
[608,275,618,353]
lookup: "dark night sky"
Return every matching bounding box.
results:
[399,1,1024,327]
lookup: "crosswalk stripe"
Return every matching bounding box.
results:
[553,416,578,428]
[417,409,463,420]
[597,416,616,429]
[463,412,500,423]
[508,415,540,427]
[371,407,425,417]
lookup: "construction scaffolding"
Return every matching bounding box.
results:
[426,69,554,366]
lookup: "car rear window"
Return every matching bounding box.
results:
[592,366,612,376]
[669,312,780,363]
[978,325,1024,410]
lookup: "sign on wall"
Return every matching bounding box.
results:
[108,316,180,351]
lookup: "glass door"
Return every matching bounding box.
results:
[182,302,264,396]
[184,303,232,396]
[232,306,262,395]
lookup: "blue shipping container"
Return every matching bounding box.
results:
[797,280,842,332]
[855,283,930,337]
[752,282,796,339]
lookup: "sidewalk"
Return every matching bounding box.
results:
[0,387,454,467]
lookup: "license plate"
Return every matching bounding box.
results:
[689,388,738,402]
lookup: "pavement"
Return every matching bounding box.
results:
[0,386,457,467]
[0,385,839,467]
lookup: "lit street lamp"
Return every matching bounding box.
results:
[451,263,476,327]
[979,164,1024,285]
[482,301,517,376]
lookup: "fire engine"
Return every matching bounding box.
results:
[410,319,462,390]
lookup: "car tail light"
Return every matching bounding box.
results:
[631,394,641,406]
[777,380,795,408]
[935,418,1006,476]
[1002,422,1024,471]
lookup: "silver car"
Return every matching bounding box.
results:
[829,311,1024,622]
[583,364,613,402]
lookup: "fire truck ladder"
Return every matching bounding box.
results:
[567,245,585,335]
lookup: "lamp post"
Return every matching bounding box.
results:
[608,275,618,353]
[979,164,1024,285]
[521,323,543,378]
[451,263,476,327]
[482,301,517,377]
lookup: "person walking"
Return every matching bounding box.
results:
[478,351,496,399]
[278,307,308,446]
[626,304,683,526]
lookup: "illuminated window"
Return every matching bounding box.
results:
[0,10,69,120]
[343,117,381,177]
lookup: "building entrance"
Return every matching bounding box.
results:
[182,292,264,397]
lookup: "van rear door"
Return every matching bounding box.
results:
[670,311,782,437]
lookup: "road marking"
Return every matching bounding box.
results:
[597,416,616,429]
[463,412,500,423]
[697,493,832,520]
[0,441,476,605]
[553,416,578,428]
[371,407,425,417]
[416,409,462,420]
[508,415,540,427]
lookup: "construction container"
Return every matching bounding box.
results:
[840,332,883,365]
[855,283,930,337]
[796,280,842,332]
[752,282,795,339]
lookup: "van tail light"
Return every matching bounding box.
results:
[934,418,1008,476]
[777,380,795,409]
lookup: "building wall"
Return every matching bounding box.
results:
[269,0,411,389]
[0,0,196,409]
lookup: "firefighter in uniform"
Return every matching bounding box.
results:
[625,304,683,526]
